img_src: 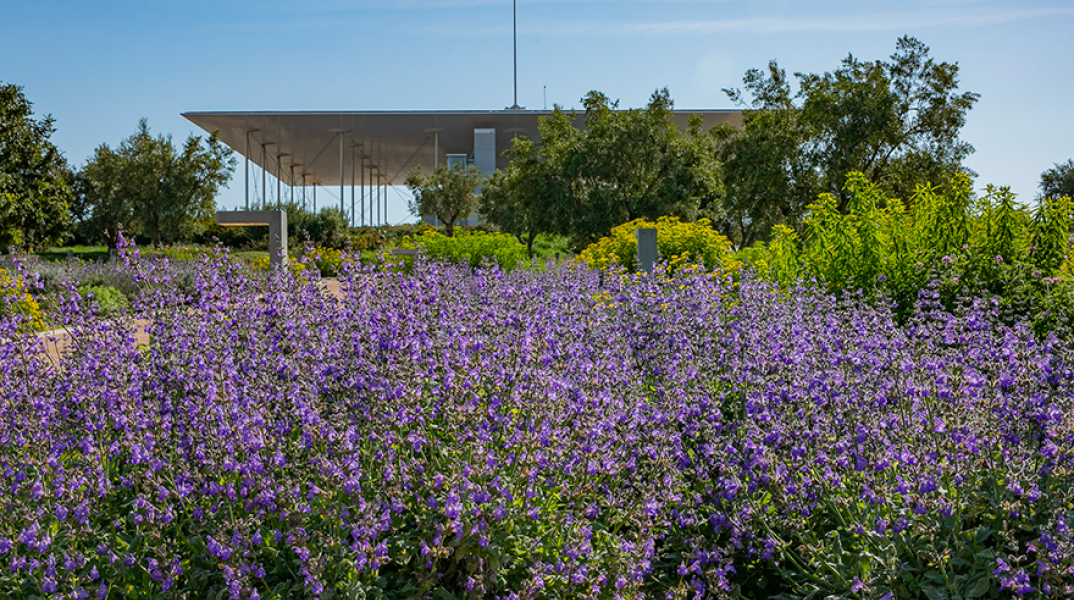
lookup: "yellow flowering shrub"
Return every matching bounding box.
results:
[578,216,740,275]
[1057,244,1074,281]
[251,247,349,278]
[0,268,46,331]
[400,231,528,271]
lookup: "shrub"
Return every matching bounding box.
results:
[251,247,349,278]
[0,265,45,331]
[578,216,739,274]
[140,245,215,261]
[78,284,129,316]
[401,230,529,270]
[740,172,1074,326]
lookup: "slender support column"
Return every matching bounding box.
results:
[276,155,282,209]
[434,131,439,169]
[339,133,345,216]
[260,143,267,209]
[244,131,250,210]
[302,174,307,211]
[350,144,356,228]
[290,165,295,206]
[360,155,365,227]
[517,0,521,108]
[313,184,317,214]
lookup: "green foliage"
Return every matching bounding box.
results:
[75,118,235,247]
[251,246,346,277]
[405,163,484,237]
[740,171,1074,330]
[0,265,46,330]
[715,73,814,247]
[286,204,351,249]
[578,216,738,274]
[0,81,72,249]
[480,135,570,258]
[564,89,723,248]
[1039,159,1074,201]
[194,203,354,251]
[972,184,1026,265]
[33,245,110,262]
[78,284,129,315]
[529,233,571,260]
[719,36,979,245]
[484,88,723,251]
[347,222,439,251]
[401,230,528,270]
[1029,194,1073,276]
[737,224,803,285]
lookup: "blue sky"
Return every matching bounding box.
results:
[2,0,1071,225]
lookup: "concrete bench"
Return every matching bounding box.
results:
[216,210,288,267]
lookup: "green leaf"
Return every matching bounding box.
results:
[921,585,950,600]
[965,576,993,598]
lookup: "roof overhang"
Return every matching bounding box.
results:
[182,109,742,187]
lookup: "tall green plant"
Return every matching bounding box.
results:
[910,173,972,260]
[740,171,1074,331]
[1029,194,1073,276]
[973,184,1026,263]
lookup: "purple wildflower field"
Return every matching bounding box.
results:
[1,247,1073,599]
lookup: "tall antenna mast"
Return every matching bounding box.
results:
[507,0,523,110]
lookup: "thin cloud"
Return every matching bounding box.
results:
[525,6,1074,37]
[216,2,1072,35]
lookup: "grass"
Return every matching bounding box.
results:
[34,246,110,262]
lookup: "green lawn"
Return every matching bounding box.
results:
[35,246,110,262]
[35,246,270,263]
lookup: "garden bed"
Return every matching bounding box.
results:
[0,251,1072,599]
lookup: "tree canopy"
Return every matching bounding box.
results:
[1039,159,1074,201]
[482,88,722,250]
[479,134,571,257]
[0,82,72,249]
[718,36,979,246]
[405,163,484,237]
[75,119,235,248]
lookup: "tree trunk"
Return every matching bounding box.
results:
[526,231,537,259]
[104,228,119,251]
[444,218,455,237]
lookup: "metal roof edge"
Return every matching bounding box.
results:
[182,108,740,117]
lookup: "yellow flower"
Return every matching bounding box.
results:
[578,216,735,275]
[0,268,46,331]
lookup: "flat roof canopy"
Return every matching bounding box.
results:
[182,109,743,187]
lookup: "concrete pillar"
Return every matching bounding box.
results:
[636,228,657,274]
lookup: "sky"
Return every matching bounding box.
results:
[2,0,1072,226]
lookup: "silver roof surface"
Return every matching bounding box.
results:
[182,109,743,187]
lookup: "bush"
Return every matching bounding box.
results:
[401,230,529,270]
[140,245,215,261]
[78,284,129,316]
[21,251,202,314]
[739,172,1074,326]
[578,216,739,274]
[0,265,45,331]
[250,246,350,279]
